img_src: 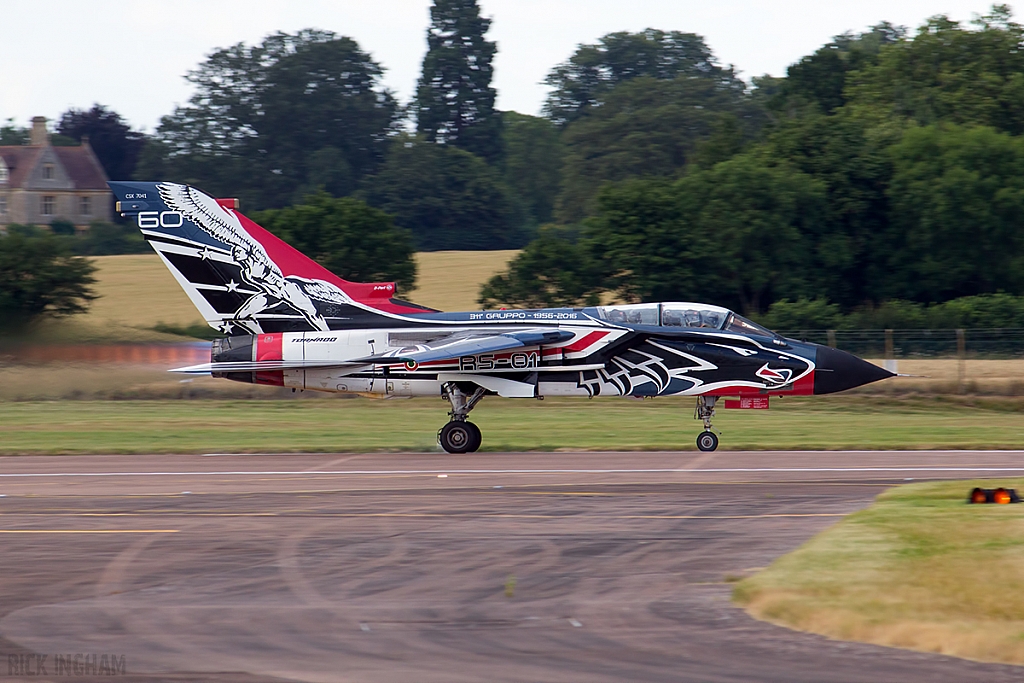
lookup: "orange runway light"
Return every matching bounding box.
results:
[968,487,1021,504]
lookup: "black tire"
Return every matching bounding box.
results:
[696,431,719,452]
[439,421,474,454]
[464,421,482,453]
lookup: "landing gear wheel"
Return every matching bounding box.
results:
[696,431,719,452]
[439,421,475,454]
[464,421,482,453]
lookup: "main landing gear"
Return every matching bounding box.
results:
[438,383,487,454]
[695,396,720,452]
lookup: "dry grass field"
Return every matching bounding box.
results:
[866,358,1024,395]
[408,249,519,311]
[735,478,1024,665]
[24,251,519,343]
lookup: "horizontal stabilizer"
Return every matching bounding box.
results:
[172,360,369,374]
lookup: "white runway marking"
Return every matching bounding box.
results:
[0,466,1023,478]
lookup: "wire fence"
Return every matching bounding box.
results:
[776,328,1024,358]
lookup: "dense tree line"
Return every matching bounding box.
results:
[485,5,1024,317]
[9,1,1024,325]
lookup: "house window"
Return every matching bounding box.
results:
[80,196,91,216]
[0,196,7,215]
[0,163,8,183]
[41,196,54,216]
[43,164,54,180]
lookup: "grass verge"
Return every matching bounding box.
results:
[735,478,1024,665]
[0,395,1022,455]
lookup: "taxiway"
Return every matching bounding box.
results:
[0,450,1021,682]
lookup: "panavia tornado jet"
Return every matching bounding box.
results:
[110,181,895,453]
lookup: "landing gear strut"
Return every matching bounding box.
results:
[439,383,487,453]
[694,396,719,452]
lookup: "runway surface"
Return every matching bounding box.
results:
[0,450,1023,682]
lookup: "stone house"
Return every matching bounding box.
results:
[0,116,112,230]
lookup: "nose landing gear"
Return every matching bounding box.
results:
[695,396,720,452]
[438,383,487,454]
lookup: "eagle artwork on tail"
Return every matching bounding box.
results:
[156,182,349,333]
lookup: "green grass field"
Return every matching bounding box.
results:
[23,251,520,343]
[735,478,1024,665]
[0,395,1021,455]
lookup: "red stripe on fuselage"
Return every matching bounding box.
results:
[256,333,283,361]
[559,331,610,354]
[703,370,816,397]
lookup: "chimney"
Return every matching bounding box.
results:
[29,116,49,146]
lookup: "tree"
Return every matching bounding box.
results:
[555,74,757,221]
[137,30,398,209]
[500,112,563,226]
[682,155,824,314]
[0,119,28,146]
[769,23,905,116]
[544,29,742,126]
[759,110,897,307]
[884,123,1024,301]
[488,154,824,313]
[253,193,417,294]
[478,226,603,308]
[583,178,708,304]
[0,234,97,328]
[414,0,502,164]
[847,6,1024,134]
[69,221,150,256]
[361,135,525,251]
[56,105,146,180]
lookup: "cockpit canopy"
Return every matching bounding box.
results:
[595,303,776,337]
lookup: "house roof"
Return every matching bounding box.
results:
[0,146,44,188]
[52,145,108,189]
[0,144,109,190]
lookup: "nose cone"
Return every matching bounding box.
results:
[813,345,895,394]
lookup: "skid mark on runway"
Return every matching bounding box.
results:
[303,454,365,472]
[95,532,167,602]
[277,524,335,608]
[682,450,718,471]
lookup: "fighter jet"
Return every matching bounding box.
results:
[110,181,894,453]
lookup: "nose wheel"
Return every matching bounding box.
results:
[694,396,720,452]
[696,431,719,452]
[439,383,487,454]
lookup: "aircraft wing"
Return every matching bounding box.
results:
[171,328,575,374]
[361,328,575,365]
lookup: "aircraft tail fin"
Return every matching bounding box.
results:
[108,181,434,334]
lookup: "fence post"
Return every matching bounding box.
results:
[957,328,966,391]
[827,329,837,348]
[884,329,896,373]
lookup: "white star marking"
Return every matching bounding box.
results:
[225,280,239,292]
